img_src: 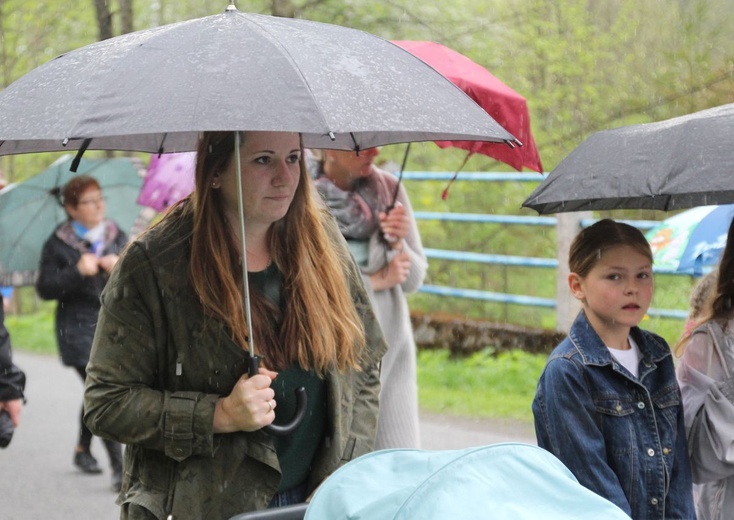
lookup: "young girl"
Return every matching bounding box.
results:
[533,219,696,520]
[676,217,734,520]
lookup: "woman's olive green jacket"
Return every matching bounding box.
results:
[83,211,387,520]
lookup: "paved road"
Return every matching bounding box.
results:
[2,351,535,520]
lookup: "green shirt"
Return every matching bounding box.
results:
[249,264,327,492]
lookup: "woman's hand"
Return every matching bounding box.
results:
[98,254,119,273]
[0,398,23,427]
[213,367,278,433]
[379,203,410,247]
[369,251,411,291]
[77,252,100,276]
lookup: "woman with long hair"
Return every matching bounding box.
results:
[83,131,386,519]
[676,217,734,520]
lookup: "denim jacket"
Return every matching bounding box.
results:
[533,311,696,520]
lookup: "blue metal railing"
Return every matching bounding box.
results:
[404,171,688,320]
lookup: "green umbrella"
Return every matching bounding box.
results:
[0,155,145,286]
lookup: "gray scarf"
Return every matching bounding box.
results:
[311,162,392,240]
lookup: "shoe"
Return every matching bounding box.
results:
[111,468,123,493]
[74,450,103,474]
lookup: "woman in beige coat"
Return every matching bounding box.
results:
[84,131,386,519]
[310,148,427,450]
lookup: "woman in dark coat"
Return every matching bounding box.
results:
[83,131,386,519]
[36,175,128,491]
[0,293,25,447]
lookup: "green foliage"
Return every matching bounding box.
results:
[4,299,56,355]
[417,348,547,423]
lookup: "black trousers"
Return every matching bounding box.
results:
[73,365,123,472]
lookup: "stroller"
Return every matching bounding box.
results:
[230,442,628,520]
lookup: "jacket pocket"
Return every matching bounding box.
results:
[594,397,635,417]
[651,383,681,428]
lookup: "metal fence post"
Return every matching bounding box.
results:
[555,212,591,332]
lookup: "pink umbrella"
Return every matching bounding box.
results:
[391,40,543,173]
[136,152,197,212]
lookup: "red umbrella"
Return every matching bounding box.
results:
[391,40,543,173]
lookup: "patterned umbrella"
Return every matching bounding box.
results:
[645,204,734,274]
[137,152,196,212]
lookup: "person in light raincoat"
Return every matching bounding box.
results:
[676,217,734,520]
[83,131,387,519]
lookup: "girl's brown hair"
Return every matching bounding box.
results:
[184,131,365,374]
[569,218,653,277]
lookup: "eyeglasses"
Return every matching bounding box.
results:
[77,196,106,207]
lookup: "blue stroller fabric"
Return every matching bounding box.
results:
[304,443,628,520]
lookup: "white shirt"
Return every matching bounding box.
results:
[608,336,640,378]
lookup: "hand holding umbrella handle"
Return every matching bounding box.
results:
[247,355,307,436]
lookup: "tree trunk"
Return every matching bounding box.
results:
[271,0,296,18]
[120,0,133,34]
[94,0,113,41]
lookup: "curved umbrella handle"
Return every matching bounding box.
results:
[247,355,308,436]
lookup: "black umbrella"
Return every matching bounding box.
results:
[0,7,516,158]
[522,103,734,214]
[0,5,518,435]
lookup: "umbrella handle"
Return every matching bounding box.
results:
[247,355,308,436]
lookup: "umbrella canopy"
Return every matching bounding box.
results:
[522,103,734,214]
[392,40,543,173]
[0,9,516,157]
[137,152,197,212]
[646,204,734,274]
[0,155,145,286]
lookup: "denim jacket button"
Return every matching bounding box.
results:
[650,497,659,505]
[662,447,671,455]
[637,401,645,409]
[647,448,655,456]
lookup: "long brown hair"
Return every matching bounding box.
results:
[676,216,734,356]
[185,131,365,374]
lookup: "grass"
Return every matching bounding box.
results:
[5,302,543,425]
[417,349,544,424]
[5,301,56,355]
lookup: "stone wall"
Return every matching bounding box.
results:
[410,310,566,357]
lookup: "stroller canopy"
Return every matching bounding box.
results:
[304,443,628,520]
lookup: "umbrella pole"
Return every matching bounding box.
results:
[234,132,256,359]
[389,142,411,210]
